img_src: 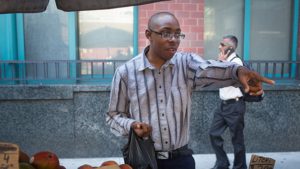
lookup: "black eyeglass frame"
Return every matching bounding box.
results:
[148,28,185,40]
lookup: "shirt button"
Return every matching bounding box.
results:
[159,85,162,88]
[160,99,163,103]
[164,128,167,131]
[162,113,165,116]
[165,141,168,144]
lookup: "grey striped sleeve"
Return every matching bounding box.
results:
[186,53,242,89]
[106,68,136,137]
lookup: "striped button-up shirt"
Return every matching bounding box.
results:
[106,46,241,151]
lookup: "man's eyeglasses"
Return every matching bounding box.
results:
[148,28,185,40]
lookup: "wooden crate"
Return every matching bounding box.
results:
[249,154,275,169]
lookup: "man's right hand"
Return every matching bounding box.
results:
[131,122,152,138]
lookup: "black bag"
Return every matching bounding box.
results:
[230,56,264,102]
[122,129,158,169]
[240,88,264,102]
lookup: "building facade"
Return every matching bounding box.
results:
[0,0,300,158]
[0,0,299,84]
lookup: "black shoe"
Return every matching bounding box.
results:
[210,164,229,169]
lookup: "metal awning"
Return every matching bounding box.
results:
[0,0,169,14]
[0,0,50,14]
[55,0,170,11]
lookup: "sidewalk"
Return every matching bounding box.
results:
[60,152,300,169]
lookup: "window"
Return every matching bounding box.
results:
[250,0,292,61]
[204,0,298,81]
[204,0,244,59]
[24,0,70,82]
[204,0,294,61]
[78,7,134,78]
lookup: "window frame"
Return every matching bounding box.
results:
[243,0,299,78]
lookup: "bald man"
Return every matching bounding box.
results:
[107,12,274,169]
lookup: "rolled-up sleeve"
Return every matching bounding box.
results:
[106,69,135,137]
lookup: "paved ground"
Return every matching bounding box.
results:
[60,151,300,169]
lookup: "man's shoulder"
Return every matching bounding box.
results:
[174,51,203,61]
[116,54,143,74]
[229,54,243,65]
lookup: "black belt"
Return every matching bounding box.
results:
[155,145,193,160]
[221,97,244,105]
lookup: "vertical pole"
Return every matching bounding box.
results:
[0,14,19,84]
[243,0,251,61]
[68,12,78,83]
[16,13,25,83]
[133,6,139,57]
[291,0,299,78]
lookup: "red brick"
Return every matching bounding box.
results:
[191,10,203,17]
[184,4,197,11]
[186,32,198,40]
[139,18,148,25]
[170,4,184,11]
[154,3,169,10]
[147,11,161,17]
[140,4,154,10]
[183,18,198,26]
[190,40,203,47]
[175,11,190,18]
[139,10,147,18]
[179,40,190,47]
[197,32,204,40]
[180,26,190,33]
[191,0,202,3]
[198,2,204,10]
[197,47,204,55]
[176,0,191,3]
[180,48,197,53]
[190,26,204,32]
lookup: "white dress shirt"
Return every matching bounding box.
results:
[219,53,244,100]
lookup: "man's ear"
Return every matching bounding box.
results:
[145,29,151,39]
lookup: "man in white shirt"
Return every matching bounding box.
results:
[209,35,247,169]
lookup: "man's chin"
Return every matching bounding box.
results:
[163,53,175,60]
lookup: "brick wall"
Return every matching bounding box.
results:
[138,0,204,55]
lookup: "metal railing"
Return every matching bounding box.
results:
[0,60,299,85]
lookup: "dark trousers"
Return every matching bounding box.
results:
[157,154,195,169]
[209,99,247,169]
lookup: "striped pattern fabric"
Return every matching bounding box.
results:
[107,46,240,151]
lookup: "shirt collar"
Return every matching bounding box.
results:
[137,46,175,71]
[226,52,237,61]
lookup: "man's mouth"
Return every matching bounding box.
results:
[167,48,177,52]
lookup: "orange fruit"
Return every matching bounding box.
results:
[100,160,118,166]
[119,164,133,169]
[30,151,60,169]
[78,164,93,169]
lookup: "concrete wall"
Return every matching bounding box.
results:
[0,84,300,158]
